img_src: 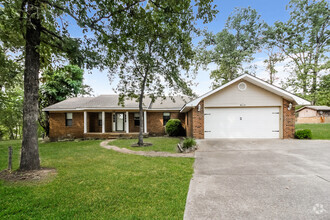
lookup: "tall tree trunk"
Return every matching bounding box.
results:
[20,0,41,170]
[138,93,144,146]
[311,59,319,105]
[137,72,148,146]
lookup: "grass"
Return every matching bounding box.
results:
[295,123,330,139]
[111,137,181,153]
[0,139,194,219]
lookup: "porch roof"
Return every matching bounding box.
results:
[43,95,190,112]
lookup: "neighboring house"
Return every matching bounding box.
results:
[296,106,330,124]
[44,74,310,141]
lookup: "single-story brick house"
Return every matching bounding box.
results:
[44,74,310,140]
[296,106,330,124]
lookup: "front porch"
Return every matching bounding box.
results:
[84,132,149,139]
[83,111,148,135]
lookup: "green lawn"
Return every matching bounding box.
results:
[0,139,194,219]
[295,123,330,139]
[111,137,181,153]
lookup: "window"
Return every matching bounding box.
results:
[134,113,140,126]
[66,113,73,126]
[98,113,102,126]
[163,112,171,126]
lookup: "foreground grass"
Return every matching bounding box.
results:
[111,137,181,153]
[295,123,330,139]
[0,139,193,219]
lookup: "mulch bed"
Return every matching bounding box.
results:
[0,168,57,183]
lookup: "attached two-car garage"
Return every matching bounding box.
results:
[204,107,280,138]
[182,74,310,139]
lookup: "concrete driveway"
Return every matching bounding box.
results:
[184,139,330,220]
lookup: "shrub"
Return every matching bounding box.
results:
[165,119,184,136]
[0,128,4,141]
[182,138,196,149]
[295,129,312,139]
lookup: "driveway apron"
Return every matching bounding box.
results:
[184,139,330,220]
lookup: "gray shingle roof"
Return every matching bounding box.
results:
[297,105,330,112]
[43,95,190,111]
[42,97,94,111]
[149,96,191,110]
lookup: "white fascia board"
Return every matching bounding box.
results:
[44,107,148,112]
[81,107,143,110]
[42,108,78,112]
[147,108,181,111]
[181,74,310,112]
[180,106,193,113]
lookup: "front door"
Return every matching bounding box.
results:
[116,113,124,131]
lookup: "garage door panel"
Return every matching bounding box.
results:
[204,107,280,138]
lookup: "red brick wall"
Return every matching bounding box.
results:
[89,112,101,132]
[105,113,112,132]
[147,112,164,135]
[147,111,185,135]
[192,100,204,139]
[283,99,295,139]
[186,110,193,137]
[49,112,84,140]
[129,112,140,132]
[49,110,185,139]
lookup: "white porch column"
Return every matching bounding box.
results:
[84,111,87,133]
[144,111,147,133]
[125,111,129,133]
[102,111,105,133]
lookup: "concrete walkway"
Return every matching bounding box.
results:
[100,140,194,158]
[184,139,330,220]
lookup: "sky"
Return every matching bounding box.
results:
[83,0,292,96]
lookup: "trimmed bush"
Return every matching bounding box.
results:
[182,138,196,149]
[165,119,184,136]
[295,129,312,139]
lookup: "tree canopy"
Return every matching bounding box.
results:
[102,0,217,145]
[197,7,266,88]
[0,0,217,168]
[39,65,92,136]
[266,0,329,103]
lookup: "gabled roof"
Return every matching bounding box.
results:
[43,95,189,111]
[181,74,311,113]
[296,105,330,112]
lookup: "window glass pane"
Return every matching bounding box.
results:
[98,113,102,120]
[163,112,171,126]
[134,113,140,126]
[66,113,73,119]
[66,119,72,126]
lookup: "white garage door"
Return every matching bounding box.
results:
[204,107,280,138]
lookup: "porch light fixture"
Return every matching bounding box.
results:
[288,103,293,110]
[198,104,201,112]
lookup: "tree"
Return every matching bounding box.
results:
[39,65,92,136]
[104,0,217,146]
[0,0,168,170]
[197,7,266,88]
[263,45,284,85]
[1,0,84,170]
[0,87,24,140]
[315,74,330,106]
[266,0,329,103]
